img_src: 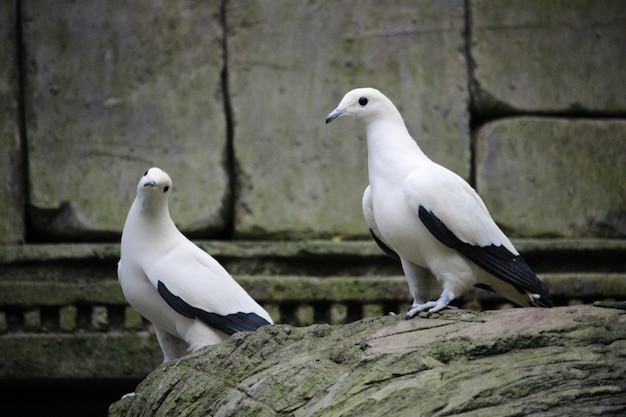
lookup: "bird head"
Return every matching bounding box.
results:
[325,87,400,125]
[137,167,173,202]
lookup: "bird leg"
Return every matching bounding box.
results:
[155,327,188,363]
[401,259,441,318]
[405,291,456,319]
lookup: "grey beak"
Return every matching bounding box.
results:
[143,178,157,187]
[325,107,345,124]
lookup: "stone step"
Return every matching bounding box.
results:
[1,273,625,334]
[0,332,162,379]
[0,239,624,381]
[1,276,624,381]
[1,239,624,274]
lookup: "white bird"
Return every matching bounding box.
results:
[326,88,553,318]
[118,167,272,362]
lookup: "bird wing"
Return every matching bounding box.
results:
[403,164,552,306]
[144,241,271,335]
[362,185,400,261]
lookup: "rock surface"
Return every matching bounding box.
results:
[109,304,626,417]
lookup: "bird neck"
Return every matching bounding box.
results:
[365,119,429,186]
[123,198,180,246]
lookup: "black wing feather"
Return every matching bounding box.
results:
[418,206,553,307]
[370,229,401,262]
[157,281,271,335]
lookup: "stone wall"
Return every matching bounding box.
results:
[470,0,626,238]
[1,0,622,243]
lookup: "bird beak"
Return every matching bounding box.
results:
[325,107,345,124]
[143,178,157,188]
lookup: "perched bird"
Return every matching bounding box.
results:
[326,88,553,317]
[118,167,272,362]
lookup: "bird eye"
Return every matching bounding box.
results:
[143,170,148,176]
[358,97,368,106]
[163,186,169,193]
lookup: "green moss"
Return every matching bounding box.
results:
[425,336,473,364]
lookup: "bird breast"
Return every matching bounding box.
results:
[370,185,428,267]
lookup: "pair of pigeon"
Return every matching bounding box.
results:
[118,88,552,362]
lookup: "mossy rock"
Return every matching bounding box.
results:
[109,304,626,416]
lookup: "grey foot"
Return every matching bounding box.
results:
[405,292,456,319]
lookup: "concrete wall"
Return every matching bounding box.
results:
[0,0,624,243]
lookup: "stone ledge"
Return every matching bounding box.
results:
[0,270,624,382]
[1,273,625,307]
[1,238,624,263]
[1,273,624,336]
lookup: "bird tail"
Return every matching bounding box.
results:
[529,291,554,308]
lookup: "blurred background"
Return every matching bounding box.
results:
[0,1,624,416]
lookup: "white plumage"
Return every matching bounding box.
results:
[118,167,272,362]
[326,88,552,317]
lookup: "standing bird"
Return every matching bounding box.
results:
[326,88,552,317]
[118,167,272,362]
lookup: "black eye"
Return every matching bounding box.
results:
[163,186,169,193]
[143,170,148,176]
[358,97,368,106]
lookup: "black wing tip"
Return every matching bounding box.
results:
[419,207,555,308]
[475,282,555,308]
[197,311,271,335]
[221,311,272,333]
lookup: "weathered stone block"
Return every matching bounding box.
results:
[124,306,144,330]
[227,0,469,238]
[330,303,348,325]
[91,306,108,330]
[23,309,41,331]
[295,304,314,326]
[471,0,626,114]
[362,303,383,318]
[22,1,227,240]
[476,118,626,238]
[0,0,26,244]
[59,305,77,332]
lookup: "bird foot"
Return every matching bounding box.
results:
[405,293,456,319]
